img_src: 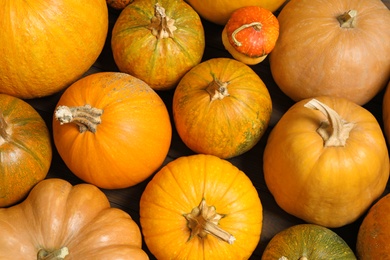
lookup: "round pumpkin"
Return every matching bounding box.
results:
[0,0,108,99]
[269,0,390,105]
[111,0,205,91]
[222,6,279,65]
[262,224,356,259]
[140,154,263,260]
[52,72,172,189]
[356,192,390,259]
[382,80,390,145]
[0,94,52,207]
[0,178,149,259]
[172,58,272,159]
[185,0,287,25]
[263,96,389,228]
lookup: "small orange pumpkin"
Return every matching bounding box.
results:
[222,6,279,65]
[52,72,172,189]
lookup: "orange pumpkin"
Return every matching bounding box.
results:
[263,96,389,228]
[382,80,390,145]
[222,6,279,65]
[185,0,287,25]
[0,94,52,207]
[52,72,172,189]
[0,0,108,99]
[0,178,149,259]
[269,0,390,105]
[172,58,272,159]
[140,154,263,259]
[111,0,205,91]
[356,192,390,259]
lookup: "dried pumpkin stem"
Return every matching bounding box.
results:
[0,115,10,144]
[148,3,177,39]
[337,10,357,28]
[54,105,103,133]
[183,199,236,244]
[37,247,69,260]
[232,22,262,47]
[205,75,230,101]
[304,99,354,147]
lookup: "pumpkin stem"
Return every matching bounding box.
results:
[37,247,69,260]
[304,99,354,147]
[231,22,262,47]
[337,10,357,28]
[0,115,10,144]
[54,105,103,133]
[205,75,230,101]
[183,198,236,244]
[148,3,177,39]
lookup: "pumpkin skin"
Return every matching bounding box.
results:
[52,72,172,189]
[111,0,205,91]
[0,94,52,207]
[356,193,390,259]
[185,0,287,25]
[140,154,263,260]
[222,6,279,65]
[172,58,272,159]
[262,224,356,259]
[0,0,108,99]
[382,80,390,145]
[269,0,390,105]
[263,96,389,228]
[0,178,149,259]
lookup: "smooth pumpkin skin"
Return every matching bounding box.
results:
[111,0,205,91]
[269,0,390,105]
[356,193,390,259]
[0,178,149,259]
[172,58,272,159]
[0,0,108,99]
[185,0,287,25]
[140,154,263,260]
[262,224,356,259]
[382,81,390,145]
[0,94,52,207]
[263,96,389,228]
[52,72,172,189]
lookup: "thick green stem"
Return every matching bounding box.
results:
[37,247,69,260]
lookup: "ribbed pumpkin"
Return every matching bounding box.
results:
[0,178,149,259]
[263,96,389,228]
[172,58,272,159]
[0,0,108,99]
[111,0,205,91]
[185,0,287,25]
[52,72,172,189]
[0,94,52,207]
[140,154,263,260]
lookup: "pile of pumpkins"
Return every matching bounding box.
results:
[0,0,389,259]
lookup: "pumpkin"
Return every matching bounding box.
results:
[356,192,390,259]
[106,0,133,9]
[269,0,390,105]
[0,178,149,259]
[0,0,108,99]
[0,94,52,207]
[52,72,172,189]
[222,6,279,65]
[111,0,205,91]
[140,154,262,260]
[172,58,272,159]
[263,96,389,228]
[382,80,390,145]
[185,0,287,25]
[262,224,356,259]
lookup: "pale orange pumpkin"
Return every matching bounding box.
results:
[222,6,279,65]
[173,58,272,159]
[0,0,108,99]
[263,96,389,228]
[140,154,263,259]
[269,0,390,105]
[52,72,172,189]
[0,178,149,259]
